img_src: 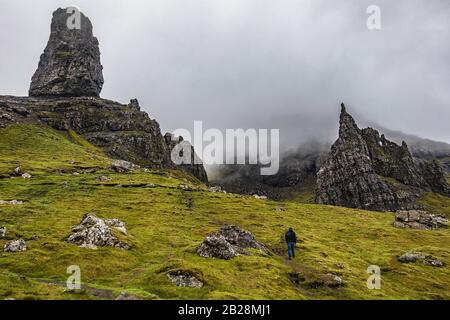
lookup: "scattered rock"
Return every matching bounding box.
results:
[111,160,140,173]
[309,274,345,289]
[394,210,447,230]
[0,200,24,205]
[430,259,444,268]
[198,225,268,260]
[167,271,204,288]
[275,206,286,212]
[329,275,344,287]
[4,239,27,252]
[398,252,444,267]
[253,194,267,200]
[0,226,6,238]
[398,252,426,263]
[208,186,227,193]
[96,175,111,182]
[335,263,345,269]
[21,173,32,179]
[68,213,129,250]
[13,167,22,176]
[115,292,141,300]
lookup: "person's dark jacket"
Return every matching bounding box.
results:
[285,230,297,243]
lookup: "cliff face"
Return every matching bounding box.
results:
[315,104,449,211]
[0,8,207,181]
[29,8,104,97]
[0,96,170,168]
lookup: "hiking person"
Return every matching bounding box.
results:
[285,227,297,260]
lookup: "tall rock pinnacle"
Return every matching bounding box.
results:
[29,8,104,97]
[316,103,397,211]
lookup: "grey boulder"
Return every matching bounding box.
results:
[197,225,267,260]
[68,213,129,250]
[4,239,27,252]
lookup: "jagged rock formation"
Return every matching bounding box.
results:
[0,8,208,182]
[316,104,450,211]
[316,104,399,211]
[29,8,103,97]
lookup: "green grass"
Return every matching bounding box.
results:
[0,124,110,176]
[0,125,449,300]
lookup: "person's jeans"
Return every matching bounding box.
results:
[287,242,296,258]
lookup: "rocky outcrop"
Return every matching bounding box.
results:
[29,8,103,97]
[0,96,172,168]
[315,103,449,211]
[394,210,448,230]
[198,225,267,260]
[68,213,129,250]
[4,239,27,252]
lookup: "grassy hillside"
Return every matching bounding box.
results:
[0,125,449,300]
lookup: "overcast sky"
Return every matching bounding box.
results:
[1,0,449,147]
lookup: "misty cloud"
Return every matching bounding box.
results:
[1,0,449,149]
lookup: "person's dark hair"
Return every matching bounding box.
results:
[289,227,293,231]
